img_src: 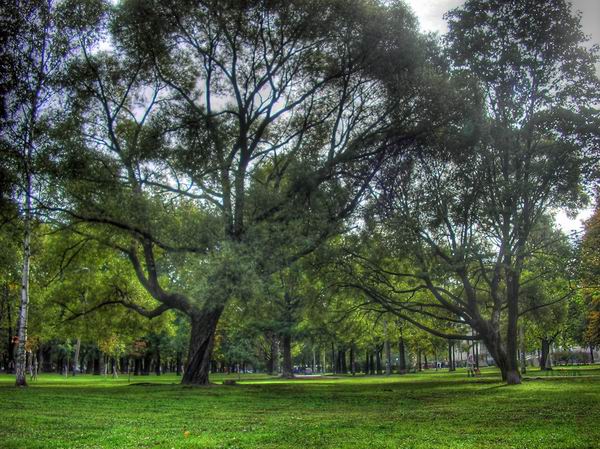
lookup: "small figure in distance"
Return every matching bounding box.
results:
[467,354,475,377]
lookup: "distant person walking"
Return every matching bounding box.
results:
[467,354,475,377]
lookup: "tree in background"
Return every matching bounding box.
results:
[1,0,77,386]
[518,219,578,370]
[444,0,598,383]
[342,0,599,384]
[11,226,178,377]
[581,198,600,350]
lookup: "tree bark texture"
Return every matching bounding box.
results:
[448,340,455,371]
[182,306,224,385]
[281,333,293,378]
[477,325,521,384]
[15,172,31,387]
[540,338,552,371]
[398,338,407,373]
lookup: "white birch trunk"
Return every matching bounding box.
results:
[73,338,81,375]
[15,171,31,387]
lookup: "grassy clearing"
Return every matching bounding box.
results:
[1,367,599,449]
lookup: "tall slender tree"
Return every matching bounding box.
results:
[1,0,79,386]
[581,197,600,349]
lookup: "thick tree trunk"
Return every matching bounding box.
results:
[448,340,455,371]
[281,333,293,379]
[504,366,521,384]
[182,306,224,385]
[504,271,522,384]
[478,326,521,384]
[540,338,552,371]
[339,350,347,374]
[398,338,407,373]
[93,353,101,375]
[155,349,161,376]
[590,345,595,364]
[142,353,151,375]
[331,342,336,374]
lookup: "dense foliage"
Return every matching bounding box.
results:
[0,0,598,386]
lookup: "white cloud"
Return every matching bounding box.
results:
[406,0,600,51]
[404,0,463,34]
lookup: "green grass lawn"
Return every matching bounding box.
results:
[1,367,599,449]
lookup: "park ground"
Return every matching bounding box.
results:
[1,367,599,449]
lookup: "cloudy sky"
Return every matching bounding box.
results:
[405,0,600,46]
[404,0,599,234]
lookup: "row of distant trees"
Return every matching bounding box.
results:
[0,281,595,379]
[1,0,599,386]
[0,214,597,381]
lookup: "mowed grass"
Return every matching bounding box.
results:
[1,367,600,449]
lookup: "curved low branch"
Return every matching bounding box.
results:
[518,290,574,317]
[58,299,170,322]
[43,205,210,254]
[387,311,476,341]
[348,283,475,340]
[126,245,194,315]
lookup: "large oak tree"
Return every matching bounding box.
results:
[51,0,446,384]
